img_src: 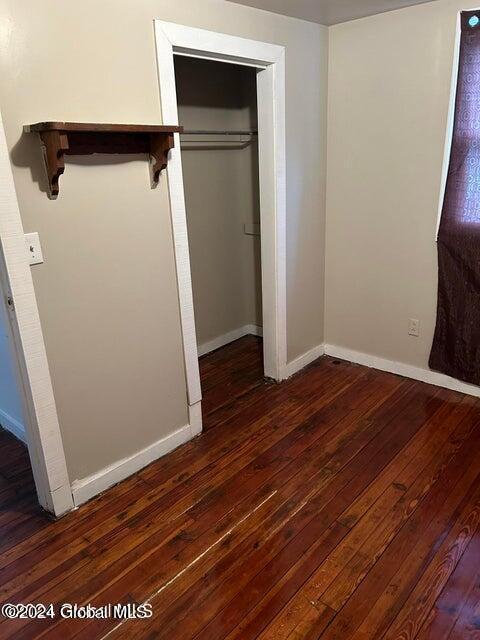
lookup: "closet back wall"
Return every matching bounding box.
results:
[175,58,262,351]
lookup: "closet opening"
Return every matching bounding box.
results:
[174,57,265,426]
[156,21,287,437]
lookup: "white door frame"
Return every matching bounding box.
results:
[154,21,287,433]
[0,110,73,517]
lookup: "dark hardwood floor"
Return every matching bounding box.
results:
[1,335,480,639]
[199,335,266,427]
[0,430,36,509]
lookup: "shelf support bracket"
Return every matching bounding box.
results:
[39,130,69,200]
[149,132,175,186]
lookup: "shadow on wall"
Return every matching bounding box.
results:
[10,132,49,195]
[10,132,148,196]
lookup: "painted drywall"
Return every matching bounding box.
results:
[0,0,327,482]
[175,57,262,349]
[0,284,25,441]
[325,0,464,373]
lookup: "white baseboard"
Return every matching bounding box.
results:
[197,324,263,357]
[0,408,27,443]
[71,423,194,507]
[284,344,325,379]
[324,344,480,399]
[188,401,203,437]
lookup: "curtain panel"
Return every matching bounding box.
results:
[429,10,480,385]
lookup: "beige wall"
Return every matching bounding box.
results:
[175,58,262,348]
[0,0,328,482]
[326,0,461,371]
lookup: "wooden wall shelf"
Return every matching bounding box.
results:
[24,122,183,199]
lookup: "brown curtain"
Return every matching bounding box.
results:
[429,11,480,385]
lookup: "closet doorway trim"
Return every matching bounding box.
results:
[154,21,287,431]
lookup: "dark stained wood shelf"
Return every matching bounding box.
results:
[24,122,183,199]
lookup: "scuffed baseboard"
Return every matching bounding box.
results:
[197,324,263,357]
[324,344,480,398]
[0,408,26,443]
[71,422,196,507]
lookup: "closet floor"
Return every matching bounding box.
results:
[199,334,266,429]
[1,352,480,639]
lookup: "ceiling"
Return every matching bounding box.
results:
[226,0,438,26]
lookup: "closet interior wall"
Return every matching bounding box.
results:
[0,281,26,442]
[174,57,262,355]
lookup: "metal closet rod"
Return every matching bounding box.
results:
[181,129,258,135]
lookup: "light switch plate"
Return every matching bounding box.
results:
[25,232,44,266]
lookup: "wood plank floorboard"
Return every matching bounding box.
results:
[1,335,480,639]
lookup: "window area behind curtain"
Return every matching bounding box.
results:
[429,10,480,384]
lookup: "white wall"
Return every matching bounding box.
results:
[0,283,25,441]
[325,0,464,374]
[175,57,262,350]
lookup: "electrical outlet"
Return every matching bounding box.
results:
[24,232,44,266]
[408,318,420,337]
